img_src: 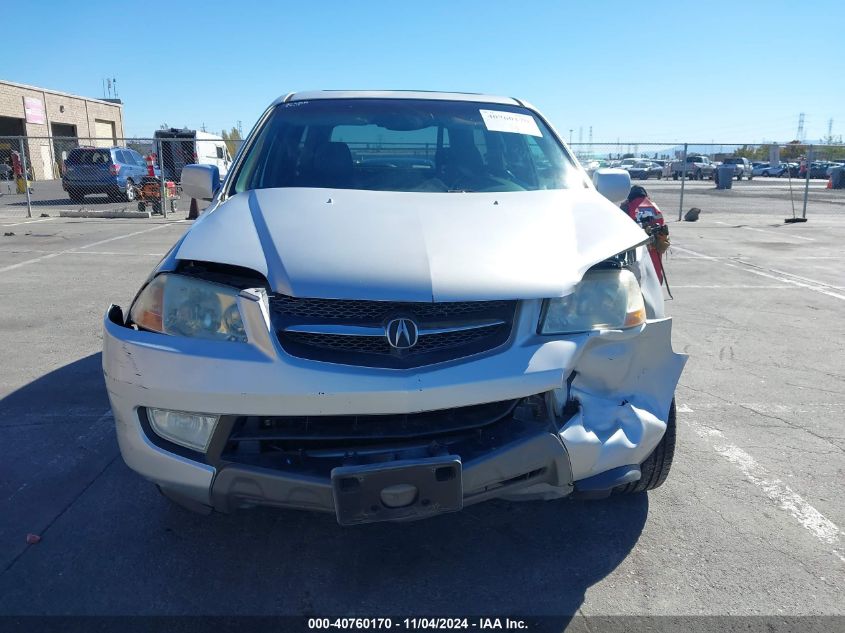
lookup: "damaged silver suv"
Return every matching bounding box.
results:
[102,91,686,524]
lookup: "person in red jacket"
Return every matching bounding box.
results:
[619,185,670,284]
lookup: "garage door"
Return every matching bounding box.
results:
[94,120,115,147]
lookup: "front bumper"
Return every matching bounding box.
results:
[103,294,686,520]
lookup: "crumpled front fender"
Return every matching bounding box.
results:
[556,318,687,480]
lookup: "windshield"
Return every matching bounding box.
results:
[232,99,580,194]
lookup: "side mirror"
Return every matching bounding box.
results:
[593,168,632,203]
[181,164,220,201]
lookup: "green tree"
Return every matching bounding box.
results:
[221,127,243,158]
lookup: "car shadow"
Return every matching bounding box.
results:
[0,353,649,624]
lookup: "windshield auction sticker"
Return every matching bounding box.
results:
[479,110,542,137]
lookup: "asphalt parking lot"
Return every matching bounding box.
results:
[1,182,843,628]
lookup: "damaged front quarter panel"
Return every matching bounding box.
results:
[554,318,687,481]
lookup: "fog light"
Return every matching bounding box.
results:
[147,408,219,452]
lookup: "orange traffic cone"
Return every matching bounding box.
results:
[827,178,833,189]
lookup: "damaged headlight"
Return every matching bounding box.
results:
[539,268,646,334]
[129,273,247,342]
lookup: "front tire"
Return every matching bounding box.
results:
[614,399,676,494]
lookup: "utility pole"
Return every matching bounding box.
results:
[796,113,805,141]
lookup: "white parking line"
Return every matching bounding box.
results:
[671,285,793,289]
[669,246,718,260]
[723,262,845,302]
[671,245,845,302]
[685,415,845,564]
[0,217,57,227]
[0,222,183,274]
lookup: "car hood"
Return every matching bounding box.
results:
[176,187,647,301]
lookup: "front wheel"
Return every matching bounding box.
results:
[614,399,676,494]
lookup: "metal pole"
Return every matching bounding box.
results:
[18,137,32,219]
[801,145,812,220]
[678,143,688,221]
[159,139,167,219]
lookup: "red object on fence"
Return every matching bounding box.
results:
[11,151,22,178]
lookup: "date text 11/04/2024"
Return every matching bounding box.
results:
[307,618,529,630]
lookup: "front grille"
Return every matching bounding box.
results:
[269,294,517,369]
[271,295,513,320]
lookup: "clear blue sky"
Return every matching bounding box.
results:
[9,0,844,144]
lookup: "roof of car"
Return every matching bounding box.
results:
[275,90,525,107]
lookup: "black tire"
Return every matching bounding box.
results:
[695,170,702,180]
[672,173,678,181]
[614,399,676,494]
[762,171,769,177]
[152,201,162,214]
[736,174,742,181]
[68,188,84,204]
[124,179,136,202]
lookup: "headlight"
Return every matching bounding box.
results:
[147,408,219,452]
[539,268,646,334]
[129,273,247,342]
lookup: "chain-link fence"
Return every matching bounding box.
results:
[569,141,845,221]
[0,134,246,219]
[1,135,843,221]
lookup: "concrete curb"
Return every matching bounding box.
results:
[59,209,152,219]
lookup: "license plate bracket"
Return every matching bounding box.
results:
[331,456,462,525]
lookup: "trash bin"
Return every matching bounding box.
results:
[832,166,845,189]
[717,165,734,189]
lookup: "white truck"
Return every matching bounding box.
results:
[154,129,233,182]
[720,157,753,180]
[671,155,715,180]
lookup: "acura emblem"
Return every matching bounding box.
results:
[385,317,419,349]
